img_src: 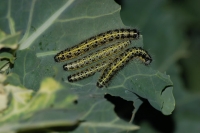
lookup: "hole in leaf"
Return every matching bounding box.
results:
[104,94,135,121]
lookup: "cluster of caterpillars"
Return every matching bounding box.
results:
[54,29,152,88]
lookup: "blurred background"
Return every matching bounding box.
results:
[114,0,200,133]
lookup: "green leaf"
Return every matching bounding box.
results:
[161,86,175,115]
[0,77,78,132]
[0,0,175,132]
[119,0,200,132]
[0,52,15,64]
[0,30,20,49]
[13,39,174,116]
[0,74,8,112]
[4,73,25,87]
[0,76,139,133]
[0,60,9,70]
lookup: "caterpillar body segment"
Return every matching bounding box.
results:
[68,61,109,82]
[54,29,140,62]
[97,47,152,88]
[63,41,131,71]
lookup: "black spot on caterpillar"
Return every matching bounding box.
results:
[54,29,140,62]
[63,40,131,71]
[97,47,152,88]
[68,61,109,82]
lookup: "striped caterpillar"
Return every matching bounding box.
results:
[68,61,109,82]
[97,47,152,88]
[63,41,131,71]
[54,29,140,62]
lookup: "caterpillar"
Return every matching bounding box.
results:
[63,40,131,71]
[54,29,140,62]
[96,47,152,88]
[68,61,109,82]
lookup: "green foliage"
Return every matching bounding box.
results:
[120,0,200,132]
[0,0,180,133]
[0,30,20,72]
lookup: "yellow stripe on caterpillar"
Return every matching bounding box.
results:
[68,61,109,82]
[97,47,152,88]
[54,29,140,62]
[63,40,131,71]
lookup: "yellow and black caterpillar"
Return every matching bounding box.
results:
[97,47,152,88]
[68,61,109,82]
[63,41,131,71]
[54,29,140,62]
